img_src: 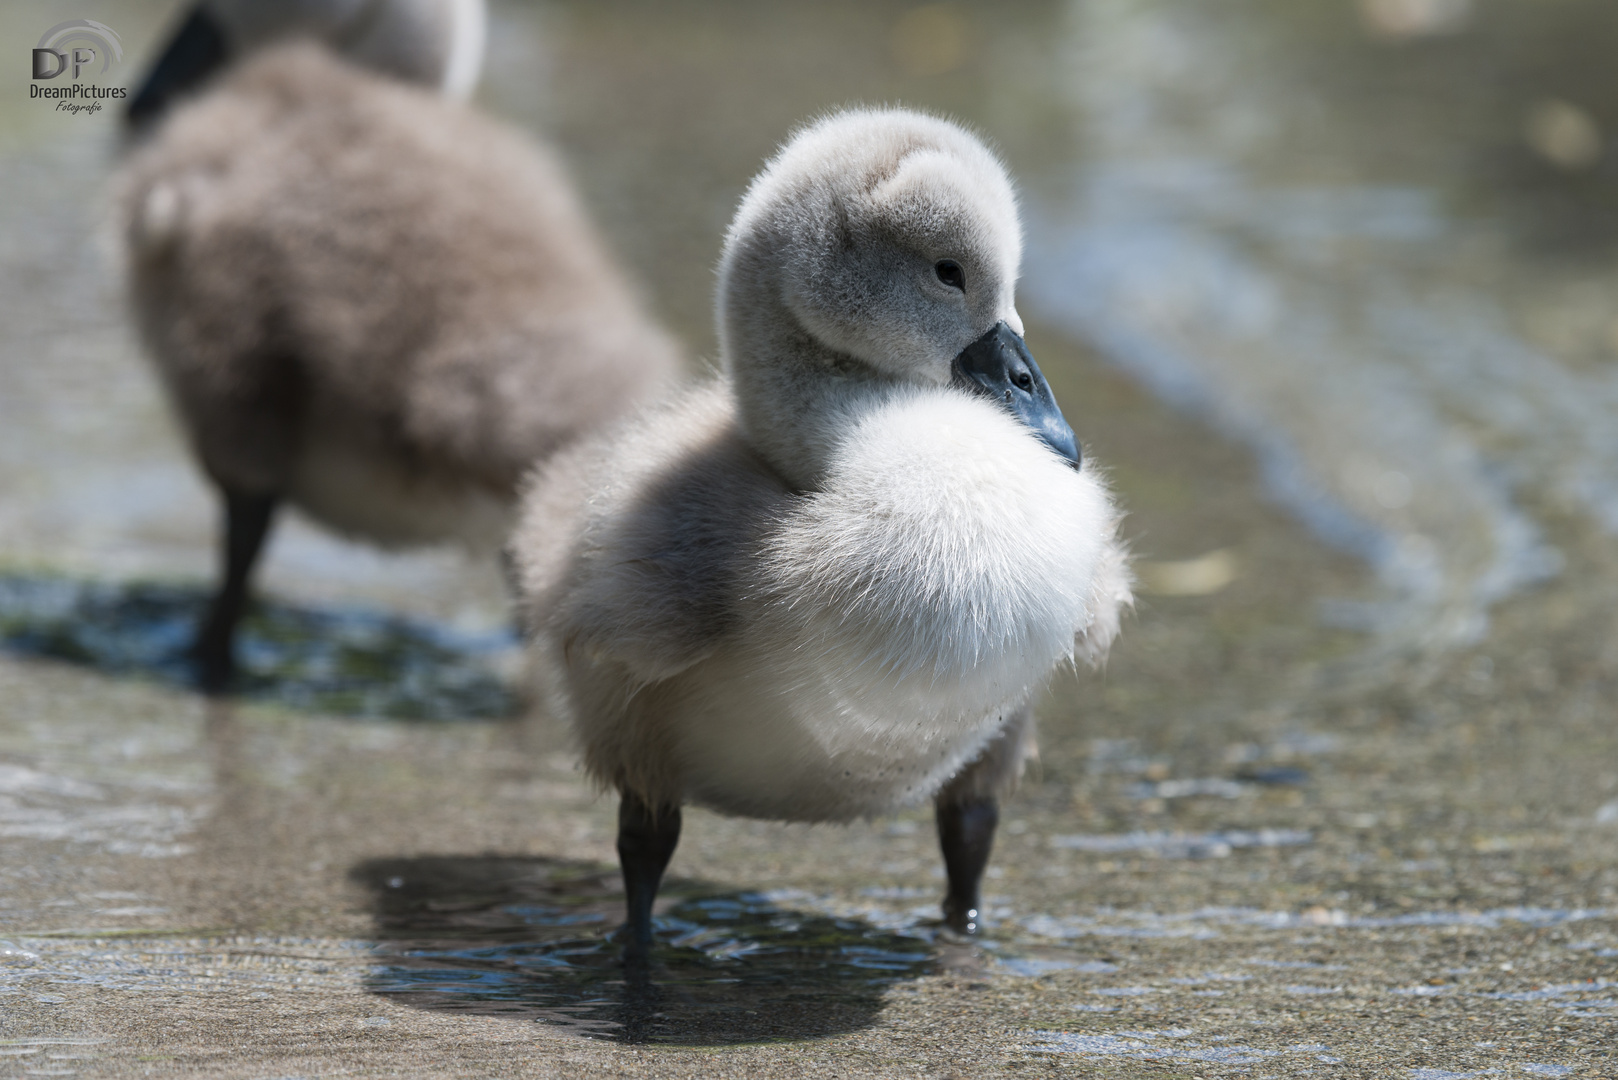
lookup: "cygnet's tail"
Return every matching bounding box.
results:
[128,180,188,257]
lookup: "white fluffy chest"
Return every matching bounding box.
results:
[660,391,1115,821]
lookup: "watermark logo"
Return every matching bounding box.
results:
[29,20,127,114]
[33,20,122,79]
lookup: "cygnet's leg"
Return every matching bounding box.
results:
[934,707,1034,934]
[936,794,997,935]
[617,790,681,959]
[193,488,278,693]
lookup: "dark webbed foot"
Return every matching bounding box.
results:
[936,795,999,934]
[193,488,278,694]
[617,791,681,960]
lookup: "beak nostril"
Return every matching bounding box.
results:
[952,321,1082,467]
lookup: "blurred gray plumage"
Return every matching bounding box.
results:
[115,4,680,687]
[121,42,679,550]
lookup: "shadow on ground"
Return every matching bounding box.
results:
[0,572,516,720]
[350,855,936,1045]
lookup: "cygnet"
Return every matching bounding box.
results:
[118,1,681,689]
[510,108,1131,951]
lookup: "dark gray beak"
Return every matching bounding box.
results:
[951,322,1081,469]
[126,3,230,131]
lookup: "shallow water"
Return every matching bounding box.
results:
[353,857,935,1043]
[0,574,515,720]
[1024,0,1618,651]
[4,0,1618,1077]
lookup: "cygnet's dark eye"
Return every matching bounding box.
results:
[934,259,965,291]
[1013,370,1033,392]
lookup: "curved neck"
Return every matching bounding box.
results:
[208,0,484,94]
[345,0,484,97]
[719,242,890,492]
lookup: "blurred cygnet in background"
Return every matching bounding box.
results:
[116,0,683,690]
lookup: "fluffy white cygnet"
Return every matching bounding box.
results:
[511,108,1131,946]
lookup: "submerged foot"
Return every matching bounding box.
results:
[941,895,985,936]
[191,633,237,696]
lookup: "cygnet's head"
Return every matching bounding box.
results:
[127,0,484,128]
[719,108,1079,485]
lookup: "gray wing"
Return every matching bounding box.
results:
[513,382,789,684]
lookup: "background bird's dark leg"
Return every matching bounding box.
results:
[936,794,999,934]
[932,706,1034,935]
[618,791,681,960]
[193,488,278,694]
